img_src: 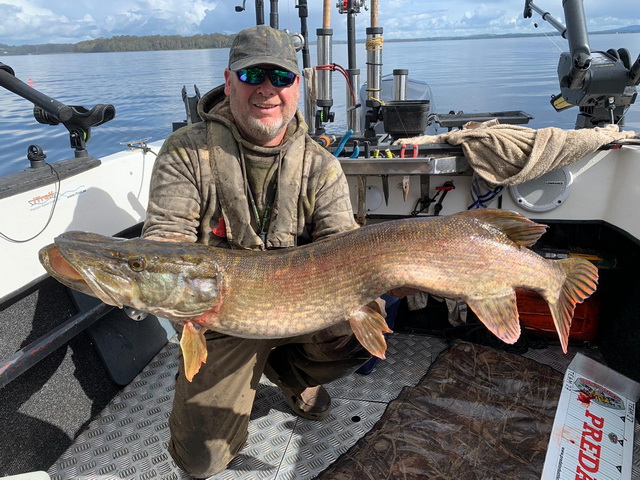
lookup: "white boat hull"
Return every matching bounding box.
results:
[348,145,640,243]
[0,141,162,304]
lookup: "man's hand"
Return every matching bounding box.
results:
[144,234,191,243]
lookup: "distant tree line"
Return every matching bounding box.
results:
[0,43,74,55]
[0,33,234,56]
[1,25,638,57]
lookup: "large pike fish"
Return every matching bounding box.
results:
[39,209,598,381]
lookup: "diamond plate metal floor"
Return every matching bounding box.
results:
[47,334,640,480]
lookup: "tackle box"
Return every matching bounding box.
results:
[516,288,601,342]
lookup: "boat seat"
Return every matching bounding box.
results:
[70,289,173,386]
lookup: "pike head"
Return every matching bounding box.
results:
[38,231,224,323]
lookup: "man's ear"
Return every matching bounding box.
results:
[223,68,232,96]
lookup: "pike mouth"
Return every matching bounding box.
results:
[39,234,128,308]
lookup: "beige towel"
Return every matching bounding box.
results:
[395,122,637,186]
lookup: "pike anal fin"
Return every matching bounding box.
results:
[348,304,393,359]
[180,321,208,382]
[466,291,521,345]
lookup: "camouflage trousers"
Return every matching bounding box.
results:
[167,322,370,478]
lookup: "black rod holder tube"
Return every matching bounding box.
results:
[255,0,265,25]
[0,63,73,122]
[563,0,591,61]
[0,302,114,389]
[347,0,357,70]
[297,0,310,69]
[270,0,279,28]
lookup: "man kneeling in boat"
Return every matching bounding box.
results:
[141,25,378,478]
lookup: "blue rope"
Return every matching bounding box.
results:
[467,176,503,209]
[333,129,354,157]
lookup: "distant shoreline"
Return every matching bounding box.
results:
[340,28,640,44]
[1,27,639,56]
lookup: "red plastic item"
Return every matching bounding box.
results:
[516,288,601,342]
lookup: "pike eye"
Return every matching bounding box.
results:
[128,257,146,272]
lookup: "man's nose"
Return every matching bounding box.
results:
[255,80,278,96]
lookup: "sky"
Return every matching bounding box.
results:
[0,0,639,46]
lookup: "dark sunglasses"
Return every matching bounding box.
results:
[236,67,297,88]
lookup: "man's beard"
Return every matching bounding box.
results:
[240,115,288,145]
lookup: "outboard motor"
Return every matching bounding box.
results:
[524,0,640,128]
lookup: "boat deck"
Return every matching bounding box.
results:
[47,333,640,480]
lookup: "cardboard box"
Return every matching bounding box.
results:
[541,353,640,480]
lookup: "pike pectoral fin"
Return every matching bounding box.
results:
[348,305,393,359]
[466,291,521,345]
[180,321,208,382]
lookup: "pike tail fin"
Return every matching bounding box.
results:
[466,292,522,345]
[348,304,393,359]
[180,321,208,382]
[548,258,599,353]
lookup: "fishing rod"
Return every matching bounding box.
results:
[364,0,383,140]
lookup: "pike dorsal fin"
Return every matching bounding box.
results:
[466,291,521,345]
[454,209,548,247]
[348,304,393,359]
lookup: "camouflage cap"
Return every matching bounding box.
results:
[228,25,300,75]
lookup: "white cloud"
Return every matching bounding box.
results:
[0,0,638,46]
[0,2,102,44]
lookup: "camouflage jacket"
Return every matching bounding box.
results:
[141,85,357,249]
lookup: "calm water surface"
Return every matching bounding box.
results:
[1,33,639,176]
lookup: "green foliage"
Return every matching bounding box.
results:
[1,43,75,55]
[1,33,235,56]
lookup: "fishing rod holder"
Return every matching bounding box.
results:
[364,27,383,97]
[34,103,116,157]
[0,62,116,157]
[315,28,335,134]
[26,144,47,169]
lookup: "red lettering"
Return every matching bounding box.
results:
[575,466,596,480]
[584,410,604,429]
[579,434,601,459]
[582,422,603,443]
[578,448,599,473]
[575,409,603,476]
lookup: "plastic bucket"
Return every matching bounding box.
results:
[381,100,430,138]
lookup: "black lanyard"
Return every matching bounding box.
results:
[246,177,277,244]
[238,145,283,245]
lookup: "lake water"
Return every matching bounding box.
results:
[1,33,639,176]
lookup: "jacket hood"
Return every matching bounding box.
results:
[197,84,227,122]
[196,84,308,152]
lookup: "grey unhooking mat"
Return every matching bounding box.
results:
[318,341,563,480]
